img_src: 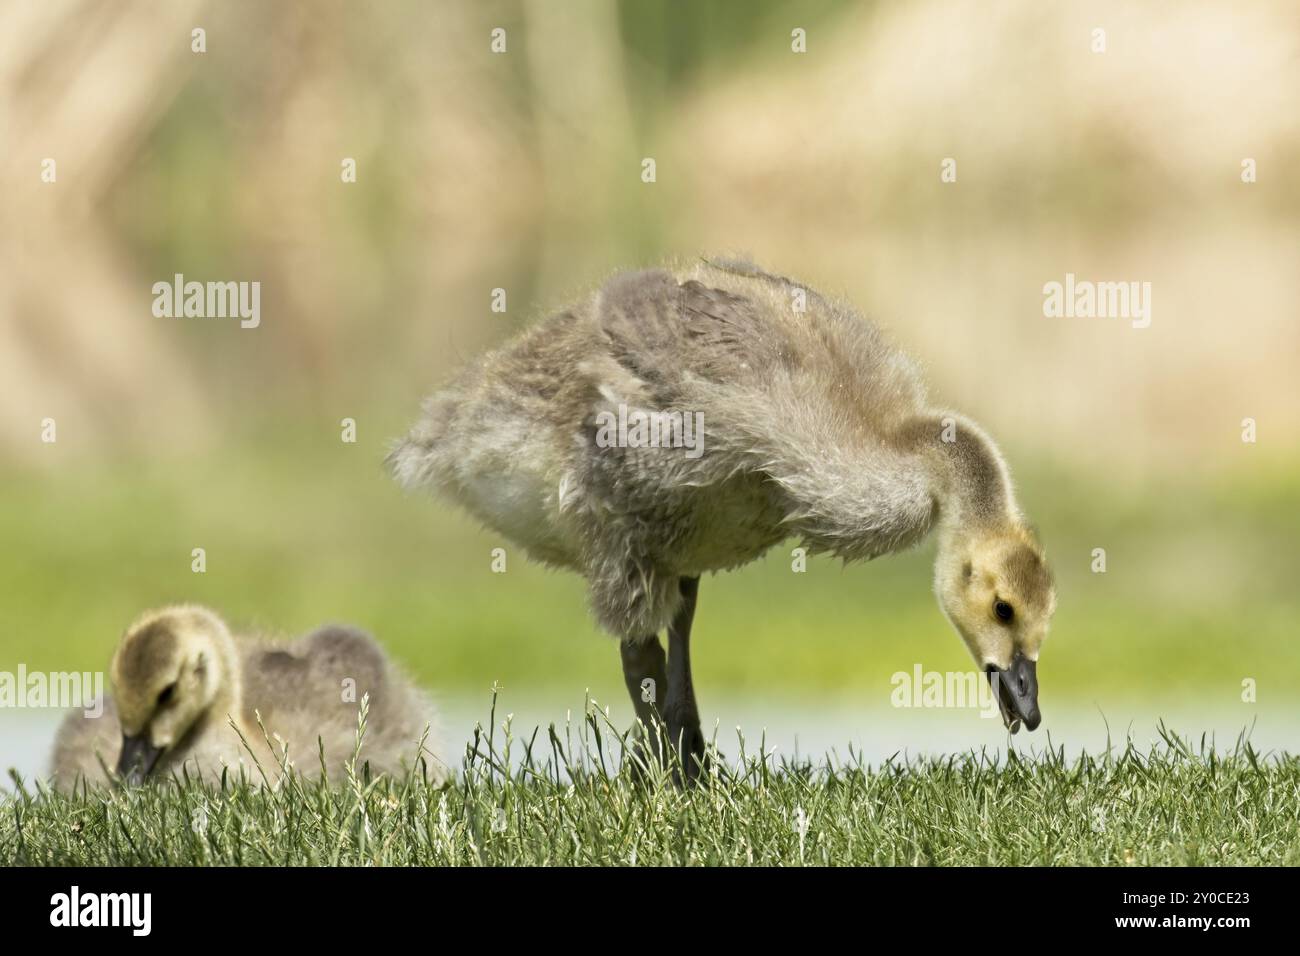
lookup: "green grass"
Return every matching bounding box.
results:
[4,706,1297,866]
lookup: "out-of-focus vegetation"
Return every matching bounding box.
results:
[1,1,1297,715]
[3,427,1297,707]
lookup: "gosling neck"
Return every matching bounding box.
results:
[896,411,1020,549]
[197,627,246,737]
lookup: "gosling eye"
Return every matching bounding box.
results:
[994,600,1015,623]
[157,682,177,707]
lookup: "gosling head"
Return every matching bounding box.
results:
[935,527,1055,732]
[109,605,238,784]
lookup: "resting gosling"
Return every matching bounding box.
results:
[387,257,1056,781]
[50,605,446,789]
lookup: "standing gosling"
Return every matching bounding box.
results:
[50,605,447,789]
[387,257,1056,781]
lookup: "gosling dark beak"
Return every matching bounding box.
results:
[986,653,1041,734]
[115,734,163,785]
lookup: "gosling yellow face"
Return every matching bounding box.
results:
[936,530,1055,732]
[109,606,230,783]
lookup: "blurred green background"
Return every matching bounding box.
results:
[2,0,1298,750]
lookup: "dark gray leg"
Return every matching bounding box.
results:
[621,635,668,768]
[664,576,705,783]
[620,636,667,727]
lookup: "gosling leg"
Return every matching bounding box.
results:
[664,576,705,784]
[620,634,668,771]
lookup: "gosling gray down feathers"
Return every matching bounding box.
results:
[50,605,448,790]
[387,257,1055,757]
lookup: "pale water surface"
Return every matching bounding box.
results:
[4,693,1294,791]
